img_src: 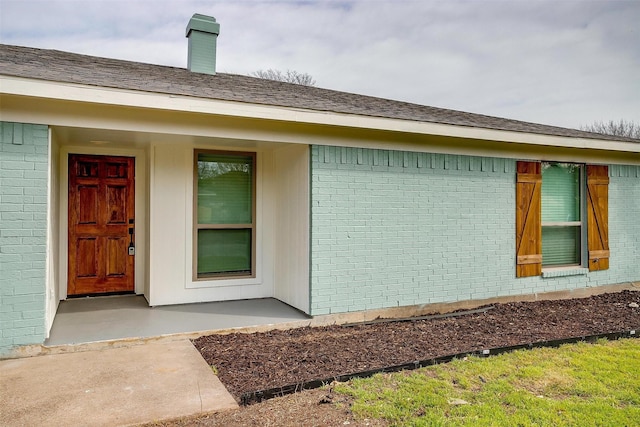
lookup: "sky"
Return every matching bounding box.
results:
[1,0,639,130]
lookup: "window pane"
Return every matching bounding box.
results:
[542,226,580,266]
[197,154,252,224]
[197,229,251,275]
[542,163,579,222]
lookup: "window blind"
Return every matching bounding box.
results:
[197,154,253,224]
[197,229,251,274]
[196,152,254,277]
[542,226,580,266]
[541,163,579,222]
[541,163,581,266]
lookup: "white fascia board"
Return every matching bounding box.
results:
[2,75,639,154]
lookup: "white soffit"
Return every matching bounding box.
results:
[1,75,639,154]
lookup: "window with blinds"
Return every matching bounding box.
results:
[194,151,256,278]
[541,163,582,266]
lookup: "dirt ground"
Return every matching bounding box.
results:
[143,387,383,427]
[144,291,639,426]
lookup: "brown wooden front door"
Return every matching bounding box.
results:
[68,154,135,296]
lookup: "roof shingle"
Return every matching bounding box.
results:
[1,44,635,143]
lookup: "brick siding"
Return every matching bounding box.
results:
[0,122,48,355]
[309,145,640,315]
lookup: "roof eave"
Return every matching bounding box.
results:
[1,74,639,154]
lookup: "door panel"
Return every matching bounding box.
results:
[106,237,127,276]
[68,154,135,295]
[78,186,98,224]
[76,238,98,278]
[106,185,127,223]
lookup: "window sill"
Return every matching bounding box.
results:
[542,267,589,278]
[187,275,261,289]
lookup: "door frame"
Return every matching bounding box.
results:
[58,146,147,300]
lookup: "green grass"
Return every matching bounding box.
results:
[334,338,640,426]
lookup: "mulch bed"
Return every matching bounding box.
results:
[193,291,640,402]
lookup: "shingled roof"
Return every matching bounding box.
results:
[0,44,634,143]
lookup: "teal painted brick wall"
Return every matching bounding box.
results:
[309,145,640,315]
[605,166,640,283]
[0,122,49,356]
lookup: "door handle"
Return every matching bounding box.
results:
[128,223,135,256]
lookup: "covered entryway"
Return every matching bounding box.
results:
[42,121,310,341]
[67,154,135,295]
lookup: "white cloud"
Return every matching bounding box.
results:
[1,0,638,129]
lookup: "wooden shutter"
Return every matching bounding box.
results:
[587,165,609,271]
[516,161,542,277]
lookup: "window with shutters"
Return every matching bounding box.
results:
[516,161,609,278]
[194,150,256,279]
[541,163,582,267]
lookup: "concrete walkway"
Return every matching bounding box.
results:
[0,339,238,426]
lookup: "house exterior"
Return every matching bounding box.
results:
[1,15,639,357]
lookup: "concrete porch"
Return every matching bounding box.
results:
[45,295,310,346]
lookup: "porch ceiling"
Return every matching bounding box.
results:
[51,124,284,151]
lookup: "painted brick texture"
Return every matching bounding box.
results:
[0,121,48,355]
[310,146,640,315]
